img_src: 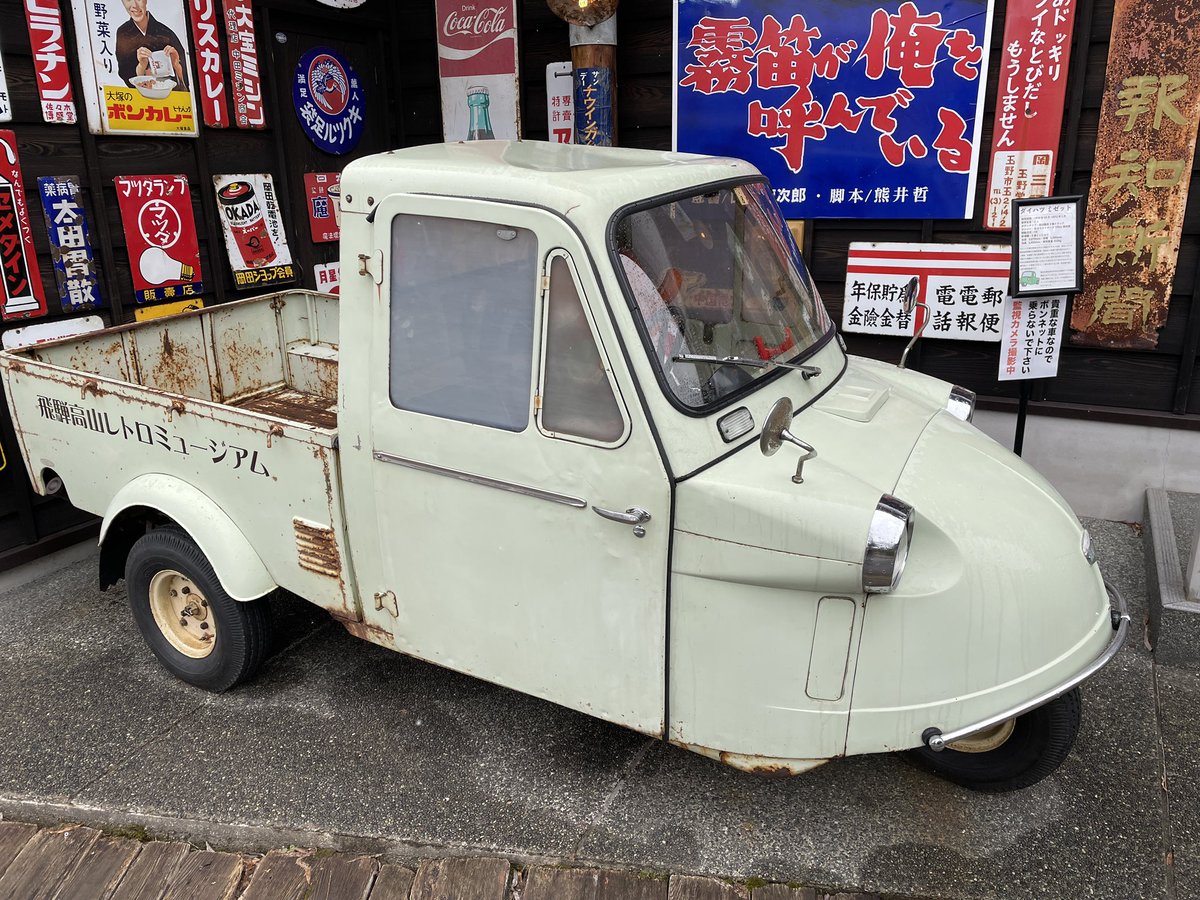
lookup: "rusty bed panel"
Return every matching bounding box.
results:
[231,387,338,430]
[209,300,287,402]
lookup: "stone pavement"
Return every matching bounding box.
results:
[0,518,1190,899]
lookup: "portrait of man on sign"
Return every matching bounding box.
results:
[115,0,191,92]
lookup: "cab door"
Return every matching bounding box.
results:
[353,194,670,735]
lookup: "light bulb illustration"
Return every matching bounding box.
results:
[139,246,194,285]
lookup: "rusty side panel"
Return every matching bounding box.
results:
[338,617,395,646]
[1071,0,1200,348]
[293,517,342,579]
[132,318,216,400]
[209,301,286,402]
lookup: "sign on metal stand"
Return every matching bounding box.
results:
[1000,195,1083,454]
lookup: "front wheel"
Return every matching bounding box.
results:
[125,527,272,692]
[905,688,1082,792]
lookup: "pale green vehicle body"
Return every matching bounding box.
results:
[0,142,1116,774]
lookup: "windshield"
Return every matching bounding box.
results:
[613,181,831,410]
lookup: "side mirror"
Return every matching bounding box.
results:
[898,276,927,369]
[760,397,818,484]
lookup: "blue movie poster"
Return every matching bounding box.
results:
[674,0,995,219]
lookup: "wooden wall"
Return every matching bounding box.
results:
[2,0,1196,565]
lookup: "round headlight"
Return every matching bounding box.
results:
[946,385,976,422]
[863,494,914,593]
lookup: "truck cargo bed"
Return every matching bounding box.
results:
[13,290,339,432]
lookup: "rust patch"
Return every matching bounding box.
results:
[337,617,394,644]
[265,423,284,448]
[170,399,186,418]
[293,517,342,579]
[80,378,102,398]
[229,387,337,430]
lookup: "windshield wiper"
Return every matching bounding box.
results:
[672,353,821,381]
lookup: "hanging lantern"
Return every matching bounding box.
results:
[546,0,618,28]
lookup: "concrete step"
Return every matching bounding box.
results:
[1145,488,1200,666]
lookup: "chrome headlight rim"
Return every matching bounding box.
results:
[946,385,976,422]
[863,494,914,594]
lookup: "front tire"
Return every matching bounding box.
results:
[125,527,271,692]
[905,688,1082,792]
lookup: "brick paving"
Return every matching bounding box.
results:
[0,821,888,900]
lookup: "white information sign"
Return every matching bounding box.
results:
[0,49,11,122]
[546,61,573,144]
[2,314,104,350]
[842,242,1010,342]
[998,293,1067,381]
[314,261,340,296]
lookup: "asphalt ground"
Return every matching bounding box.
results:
[0,517,1186,899]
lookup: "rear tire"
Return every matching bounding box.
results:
[125,527,271,692]
[905,688,1082,792]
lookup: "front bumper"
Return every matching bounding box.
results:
[921,581,1129,751]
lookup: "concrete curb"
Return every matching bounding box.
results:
[1144,488,1200,667]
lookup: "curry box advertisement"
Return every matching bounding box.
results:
[674,0,995,219]
[71,0,200,137]
[0,131,47,322]
[113,174,203,304]
[213,173,296,290]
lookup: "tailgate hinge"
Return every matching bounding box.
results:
[357,249,384,285]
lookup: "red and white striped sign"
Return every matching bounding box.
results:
[842,242,1010,342]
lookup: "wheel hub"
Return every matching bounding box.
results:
[945,719,1016,753]
[148,570,215,659]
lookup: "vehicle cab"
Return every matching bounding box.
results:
[333,141,1125,791]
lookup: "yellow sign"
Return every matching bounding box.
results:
[103,86,196,135]
[134,298,205,321]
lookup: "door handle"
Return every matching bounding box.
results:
[592,505,652,537]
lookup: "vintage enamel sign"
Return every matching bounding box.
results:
[842,242,1008,341]
[436,0,521,142]
[37,176,103,312]
[0,132,47,321]
[303,173,340,243]
[24,0,77,124]
[223,0,266,129]
[213,173,296,290]
[72,0,199,136]
[113,175,204,304]
[188,0,229,128]
[293,48,363,155]
[546,62,573,143]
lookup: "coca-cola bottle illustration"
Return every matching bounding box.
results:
[466,85,495,140]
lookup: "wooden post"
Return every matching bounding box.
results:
[547,1,618,146]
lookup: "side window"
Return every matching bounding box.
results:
[388,214,537,432]
[539,254,625,444]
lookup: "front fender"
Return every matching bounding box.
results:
[101,474,276,601]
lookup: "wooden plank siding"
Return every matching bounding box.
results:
[2,0,1198,565]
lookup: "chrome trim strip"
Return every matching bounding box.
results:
[372,451,587,509]
[924,581,1130,751]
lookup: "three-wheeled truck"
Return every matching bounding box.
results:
[0,141,1127,791]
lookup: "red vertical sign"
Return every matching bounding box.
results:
[223,0,266,129]
[23,0,76,124]
[983,0,1077,230]
[113,175,205,305]
[0,131,47,321]
[189,0,230,128]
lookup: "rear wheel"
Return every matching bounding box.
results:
[905,688,1082,792]
[126,527,271,692]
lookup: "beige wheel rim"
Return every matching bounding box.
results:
[946,719,1016,753]
[148,569,216,659]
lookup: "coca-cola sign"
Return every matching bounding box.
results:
[443,6,511,40]
[436,1,517,78]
